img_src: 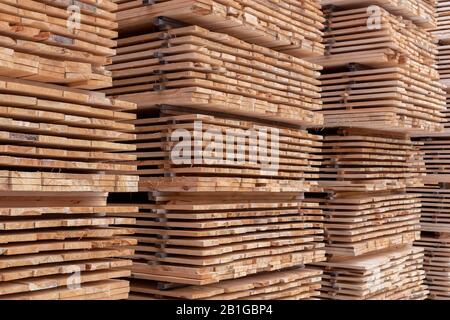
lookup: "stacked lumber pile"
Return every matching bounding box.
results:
[319,128,426,191]
[315,129,425,258]
[0,0,139,300]
[106,0,326,300]
[0,76,138,192]
[311,192,421,257]
[0,0,119,89]
[107,25,323,127]
[322,0,436,28]
[0,80,139,299]
[410,183,450,298]
[108,192,324,287]
[0,76,138,189]
[413,134,450,182]
[126,112,322,193]
[0,198,137,300]
[315,7,437,71]
[320,67,445,133]
[317,245,429,299]
[411,184,450,232]
[436,45,450,88]
[310,3,445,133]
[436,0,450,41]
[416,234,450,299]
[114,0,325,58]
[130,269,323,300]
[108,108,326,298]
[435,0,450,87]
[407,0,450,300]
[311,0,436,300]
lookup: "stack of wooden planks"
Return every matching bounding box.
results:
[129,268,323,300]
[435,0,450,42]
[434,0,450,88]
[0,0,120,89]
[310,128,424,290]
[104,0,449,300]
[410,182,450,230]
[106,107,326,298]
[413,135,450,183]
[0,0,141,300]
[310,1,446,134]
[0,196,137,300]
[111,192,324,284]
[410,184,450,298]
[310,0,438,300]
[113,0,325,58]
[309,192,421,257]
[122,111,322,193]
[108,192,325,289]
[407,0,450,300]
[316,245,429,299]
[322,0,436,28]
[106,25,323,127]
[320,67,445,133]
[314,6,438,72]
[0,79,139,299]
[105,1,328,300]
[436,46,450,88]
[319,128,426,191]
[0,76,138,193]
[416,234,450,299]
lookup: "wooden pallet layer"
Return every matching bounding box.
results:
[320,66,445,133]
[318,128,426,192]
[312,6,438,76]
[322,0,436,28]
[107,192,326,286]
[119,111,322,193]
[129,268,322,300]
[308,191,421,257]
[114,0,325,58]
[107,25,323,127]
[0,196,137,300]
[416,233,450,300]
[315,245,429,299]
[0,0,121,89]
